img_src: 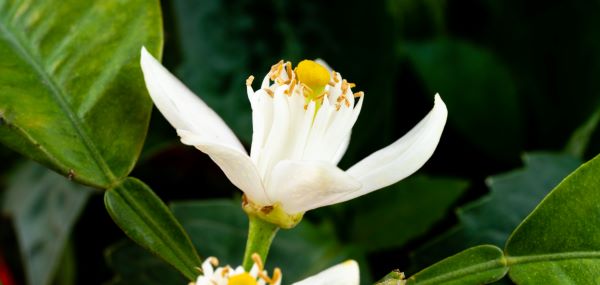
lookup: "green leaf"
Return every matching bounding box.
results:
[505,153,600,283]
[405,245,508,285]
[104,177,201,281]
[0,0,163,188]
[564,109,600,159]
[376,270,407,285]
[349,175,468,251]
[1,162,93,285]
[412,153,580,268]
[404,39,522,160]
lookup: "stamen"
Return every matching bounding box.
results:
[285,78,297,96]
[341,79,349,94]
[251,253,264,271]
[209,257,219,267]
[221,267,230,277]
[246,75,254,86]
[269,60,284,81]
[270,268,282,284]
[353,91,364,98]
[258,271,272,283]
[327,81,336,87]
[332,71,340,83]
[301,83,313,93]
[263,88,274,97]
[285,62,293,80]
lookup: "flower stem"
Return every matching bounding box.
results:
[242,215,280,270]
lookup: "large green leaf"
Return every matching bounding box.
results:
[0,0,163,188]
[505,153,600,283]
[404,39,522,160]
[349,175,468,252]
[412,153,580,268]
[1,162,93,285]
[104,177,201,281]
[405,245,507,285]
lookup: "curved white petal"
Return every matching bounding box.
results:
[266,160,361,214]
[341,94,448,203]
[140,47,244,152]
[292,260,360,285]
[178,130,270,206]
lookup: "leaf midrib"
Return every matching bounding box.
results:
[409,251,600,284]
[0,15,115,185]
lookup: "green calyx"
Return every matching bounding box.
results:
[241,196,304,229]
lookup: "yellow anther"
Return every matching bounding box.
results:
[263,88,274,97]
[209,257,219,266]
[271,268,282,284]
[246,75,254,86]
[227,273,257,285]
[251,253,264,271]
[295,60,330,91]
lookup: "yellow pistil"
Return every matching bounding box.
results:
[228,273,257,285]
[295,60,330,105]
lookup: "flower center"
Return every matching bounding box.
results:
[295,60,330,103]
[227,273,257,285]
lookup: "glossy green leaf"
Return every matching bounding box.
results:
[1,162,93,285]
[406,245,507,285]
[412,153,580,268]
[349,175,468,252]
[104,177,201,281]
[505,153,600,283]
[404,39,522,160]
[0,0,163,188]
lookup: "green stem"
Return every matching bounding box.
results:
[242,215,280,270]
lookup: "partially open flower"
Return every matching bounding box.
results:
[189,253,359,285]
[141,48,447,228]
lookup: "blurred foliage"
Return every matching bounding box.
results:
[1,0,600,284]
[106,199,371,284]
[411,153,581,271]
[346,175,468,252]
[1,162,93,285]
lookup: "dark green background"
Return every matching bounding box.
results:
[2,0,600,284]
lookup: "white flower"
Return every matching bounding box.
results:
[189,254,360,285]
[140,48,448,227]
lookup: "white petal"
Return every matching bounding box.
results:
[292,260,360,285]
[140,47,244,152]
[177,130,270,206]
[257,89,291,179]
[265,160,361,214]
[341,94,447,203]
